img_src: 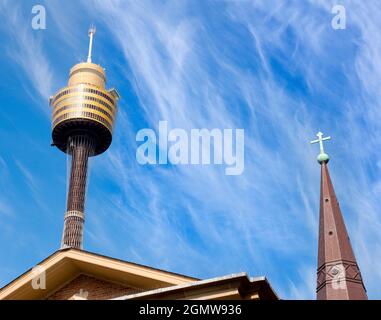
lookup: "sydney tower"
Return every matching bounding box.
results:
[49,27,119,249]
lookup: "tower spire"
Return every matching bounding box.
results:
[87,25,96,63]
[310,132,367,300]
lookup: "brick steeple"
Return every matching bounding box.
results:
[311,132,367,300]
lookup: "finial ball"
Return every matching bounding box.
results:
[317,153,329,164]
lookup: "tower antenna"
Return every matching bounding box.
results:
[87,24,96,63]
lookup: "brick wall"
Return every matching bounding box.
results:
[47,274,139,300]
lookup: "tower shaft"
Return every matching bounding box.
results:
[316,162,367,299]
[61,135,94,249]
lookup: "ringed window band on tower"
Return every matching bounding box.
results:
[51,85,117,127]
[50,56,120,156]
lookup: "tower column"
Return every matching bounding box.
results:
[61,135,95,249]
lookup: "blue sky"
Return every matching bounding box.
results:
[0,0,381,299]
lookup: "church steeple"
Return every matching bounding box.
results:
[310,132,367,300]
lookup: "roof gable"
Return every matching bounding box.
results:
[0,249,197,300]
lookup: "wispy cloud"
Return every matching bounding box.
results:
[0,0,53,112]
[1,0,380,299]
[14,159,50,213]
[80,0,381,299]
[78,0,322,295]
